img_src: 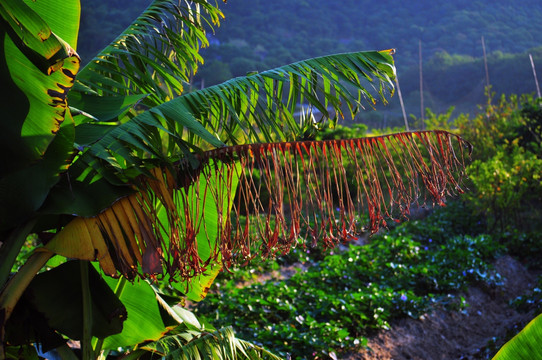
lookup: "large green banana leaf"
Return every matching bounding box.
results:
[75,50,396,183]
[75,0,224,105]
[493,313,542,359]
[0,0,80,234]
[101,279,282,359]
[5,261,125,350]
[100,275,167,349]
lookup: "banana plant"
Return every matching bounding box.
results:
[0,0,472,358]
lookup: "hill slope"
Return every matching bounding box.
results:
[197,0,542,123]
[209,0,542,68]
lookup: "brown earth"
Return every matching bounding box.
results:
[343,255,538,360]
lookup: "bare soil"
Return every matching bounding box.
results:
[344,255,538,360]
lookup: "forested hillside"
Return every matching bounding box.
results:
[80,0,542,126]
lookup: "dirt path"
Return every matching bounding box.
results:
[346,255,538,360]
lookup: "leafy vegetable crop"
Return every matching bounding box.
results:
[196,202,503,358]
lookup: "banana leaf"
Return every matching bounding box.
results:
[5,261,126,351]
[493,313,542,359]
[0,0,80,234]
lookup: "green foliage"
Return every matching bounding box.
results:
[446,94,542,358]
[11,235,38,272]
[398,49,542,119]
[315,123,367,140]
[456,93,542,234]
[466,146,542,231]
[106,283,282,360]
[79,0,542,71]
[139,326,284,360]
[455,91,523,161]
[517,97,542,153]
[208,1,542,67]
[0,0,81,235]
[501,230,542,270]
[423,106,455,130]
[512,276,542,316]
[196,203,503,358]
[6,261,126,347]
[196,60,233,86]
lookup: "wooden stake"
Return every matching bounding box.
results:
[395,74,409,131]
[481,36,490,88]
[419,40,425,128]
[529,53,541,98]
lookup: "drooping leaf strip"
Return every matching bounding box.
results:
[180,130,472,268]
[47,130,471,287]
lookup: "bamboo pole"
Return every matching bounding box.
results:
[529,53,541,98]
[419,40,425,128]
[481,36,490,88]
[395,75,409,131]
